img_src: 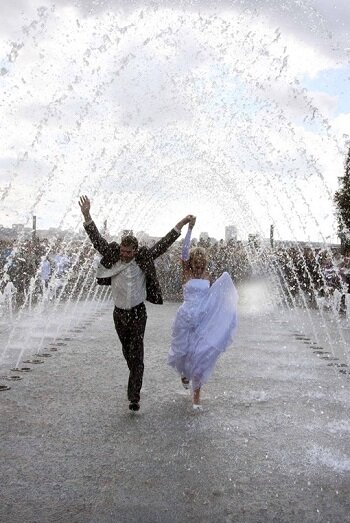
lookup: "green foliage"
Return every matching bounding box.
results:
[334,146,350,252]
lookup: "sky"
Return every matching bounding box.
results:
[0,0,350,242]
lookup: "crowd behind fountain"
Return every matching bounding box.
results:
[1,232,350,318]
[271,245,350,314]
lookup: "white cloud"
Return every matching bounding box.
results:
[332,112,350,143]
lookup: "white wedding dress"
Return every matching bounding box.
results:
[168,272,238,390]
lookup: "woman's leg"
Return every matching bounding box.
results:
[193,387,201,406]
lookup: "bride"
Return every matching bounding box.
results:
[168,217,238,410]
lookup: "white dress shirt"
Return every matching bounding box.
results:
[85,219,181,309]
[104,260,147,309]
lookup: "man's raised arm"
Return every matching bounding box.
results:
[79,195,110,256]
[150,215,196,259]
[79,195,92,224]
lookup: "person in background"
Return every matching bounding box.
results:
[39,255,51,290]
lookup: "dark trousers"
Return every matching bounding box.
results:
[113,302,147,403]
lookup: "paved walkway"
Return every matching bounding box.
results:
[1,286,350,522]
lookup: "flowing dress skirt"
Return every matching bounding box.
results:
[168,272,238,390]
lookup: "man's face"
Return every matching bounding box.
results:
[120,244,136,263]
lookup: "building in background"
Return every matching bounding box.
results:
[225,225,237,242]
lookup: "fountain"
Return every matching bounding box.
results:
[0,2,349,379]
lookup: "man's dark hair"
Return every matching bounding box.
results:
[121,235,138,250]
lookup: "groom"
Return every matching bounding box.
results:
[79,195,194,412]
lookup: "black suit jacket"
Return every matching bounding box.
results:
[84,221,181,304]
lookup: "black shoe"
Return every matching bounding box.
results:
[129,402,140,411]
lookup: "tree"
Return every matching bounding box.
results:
[334,145,350,255]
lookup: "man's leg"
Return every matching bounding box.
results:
[113,304,147,405]
[114,310,132,361]
[113,307,133,373]
[126,303,147,404]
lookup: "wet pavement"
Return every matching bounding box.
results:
[1,286,350,523]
